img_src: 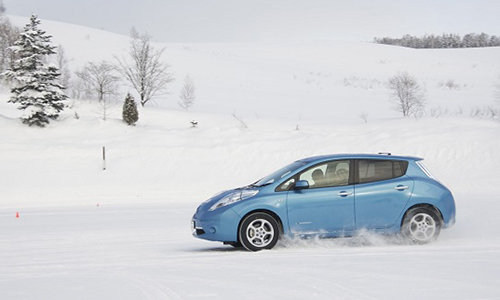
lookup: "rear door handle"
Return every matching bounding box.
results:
[394,185,409,191]
[338,191,352,197]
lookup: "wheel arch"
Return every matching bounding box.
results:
[237,209,284,241]
[400,203,444,228]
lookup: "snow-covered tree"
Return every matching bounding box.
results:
[122,93,138,125]
[2,15,67,127]
[374,32,500,49]
[478,33,490,47]
[178,75,196,110]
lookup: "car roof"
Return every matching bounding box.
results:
[296,153,423,163]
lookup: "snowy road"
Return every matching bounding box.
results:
[1,195,500,300]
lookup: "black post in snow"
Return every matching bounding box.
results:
[102,146,106,171]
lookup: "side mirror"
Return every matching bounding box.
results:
[294,180,309,190]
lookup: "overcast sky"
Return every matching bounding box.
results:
[4,0,500,42]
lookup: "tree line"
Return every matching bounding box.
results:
[374,33,500,49]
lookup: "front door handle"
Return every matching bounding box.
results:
[338,191,352,197]
[394,185,409,191]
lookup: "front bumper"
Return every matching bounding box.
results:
[191,207,241,242]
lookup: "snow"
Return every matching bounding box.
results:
[1,16,500,299]
[1,200,500,299]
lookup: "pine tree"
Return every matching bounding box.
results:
[2,15,67,127]
[122,93,139,125]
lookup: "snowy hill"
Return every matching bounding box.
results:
[1,16,500,300]
[8,15,500,122]
[3,15,499,208]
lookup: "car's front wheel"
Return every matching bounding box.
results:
[402,207,442,243]
[239,212,280,251]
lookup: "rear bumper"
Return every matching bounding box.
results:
[438,191,456,228]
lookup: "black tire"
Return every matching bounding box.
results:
[401,207,442,244]
[239,212,280,252]
[228,242,242,248]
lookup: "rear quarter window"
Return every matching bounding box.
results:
[358,160,408,184]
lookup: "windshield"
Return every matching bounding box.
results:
[252,161,306,187]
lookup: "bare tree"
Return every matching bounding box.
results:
[387,72,426,117]
[178,75,196,110]
[55,44,71,89]
[0,16,20,75]
[359,111,369,123]
[70,77,93,100]
[75,61,120,102]
[95,97,116,121]
[115,28,174,107]
[495,77,500,104]
[232,111,248,129]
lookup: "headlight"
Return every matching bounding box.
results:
[209,189,259,211]
[202,190,227,205]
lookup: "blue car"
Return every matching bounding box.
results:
[192,154,456,251]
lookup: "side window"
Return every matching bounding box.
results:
[394,161,409,177]
[299,160,350,188]
[358,160,408,184]
[276,178,295,192]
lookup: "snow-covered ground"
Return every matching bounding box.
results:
[1,197,500,300]
[1,16,500,299]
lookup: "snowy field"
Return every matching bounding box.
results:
[1,195,500,300]
[1,16,500,299]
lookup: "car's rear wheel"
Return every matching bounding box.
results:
[239,212,279,251]
[402,207,442,243]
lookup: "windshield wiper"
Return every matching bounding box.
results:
[253,182,273,188]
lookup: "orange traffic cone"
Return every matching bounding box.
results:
[16,212,19,218]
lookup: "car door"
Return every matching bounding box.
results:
[286,160,355,234]
[354,159,413,229]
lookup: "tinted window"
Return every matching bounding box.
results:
[358,160,407,184]
[394,161,408,177]
[299,160,350,188]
